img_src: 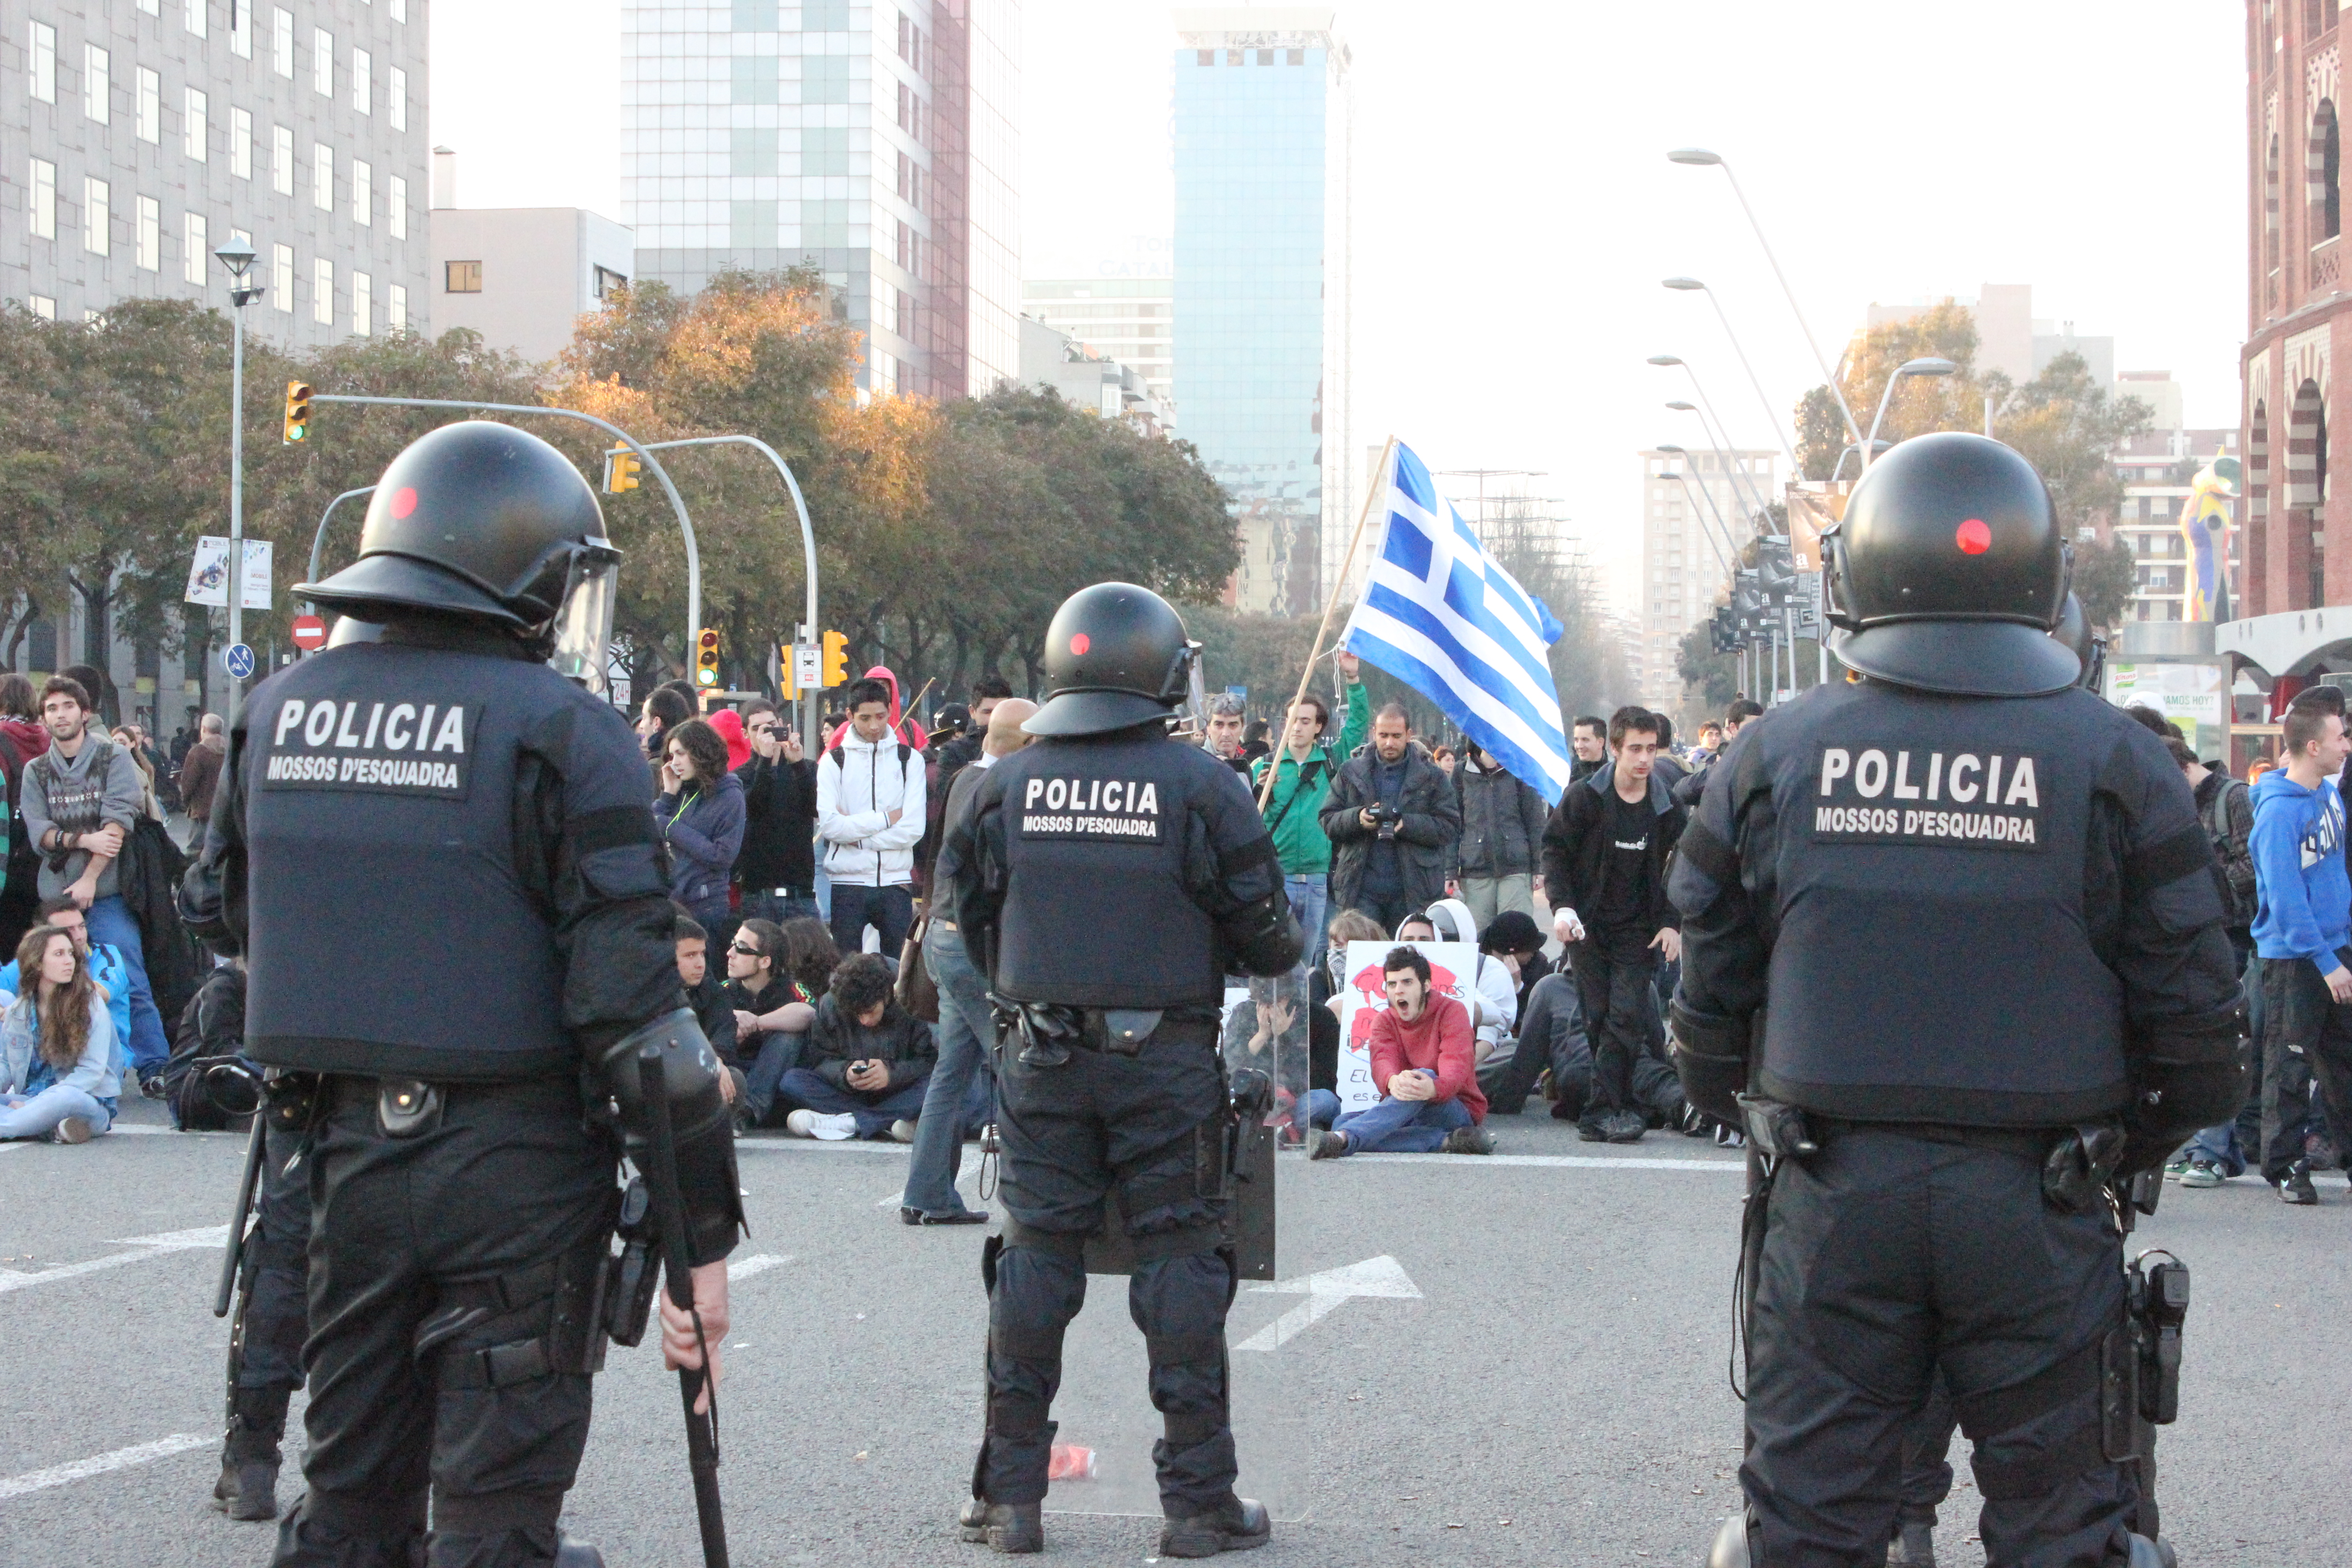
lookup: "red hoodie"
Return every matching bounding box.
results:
[1366,991,1486,1123]
[0,716,48,766]
[824,665,928,752]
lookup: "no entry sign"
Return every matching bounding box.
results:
[290,614,327,651]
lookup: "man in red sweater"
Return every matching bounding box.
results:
[1305,946,1495,1157]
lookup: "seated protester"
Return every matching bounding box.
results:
[673,913,743,1110]
[725,918,819,1129]
[1421,898,1520,1067]
[778,951,936,1142]
[1223,973,1310,1104]
[1301,946,1492,1157]
[1485,970,1592,1118]
[1312,909,1392,1097]
[165,960,253,1131]
[0,923,120,1142]
[1480,909,1552,1019]
[0,895,133,1087]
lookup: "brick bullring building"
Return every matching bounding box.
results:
[2230,0,2352,686]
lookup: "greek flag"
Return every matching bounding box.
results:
[1342,441,1574,801]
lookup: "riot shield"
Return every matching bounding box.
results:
[1040,966,1312,1520]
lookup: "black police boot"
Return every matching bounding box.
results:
[213,1390,287,1521]
[958,1498,1043,1554]
[1886,1519,1936,1566]
[1158,1495,1269,1558]
[554,1533,608,1567]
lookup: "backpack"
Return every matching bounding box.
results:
[2201,775,2256,926]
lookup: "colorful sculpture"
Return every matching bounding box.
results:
[2176,451,2240,622]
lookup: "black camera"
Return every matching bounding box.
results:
[1367,802,1403,841]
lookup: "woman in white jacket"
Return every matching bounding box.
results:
[0,923,121,1142]
[816,676,930,958]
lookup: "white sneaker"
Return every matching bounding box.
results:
[49,1116,93,1146]
[785,1109,858,1141]
[889,1119,916,1143]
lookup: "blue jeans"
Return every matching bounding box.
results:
[904,922,996,1215]
[741,1031,807,1127]
[777,1065,932,1138]
[1284,873,1329,955]
[737,889,820,929]
[83,895,168,1077]
[1302,1087,1470,1153]
[2185,945,2264,1176]
[829,882,914,957]
[0,1083,112,1139]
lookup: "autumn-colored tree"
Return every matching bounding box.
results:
[1793,301,1982,480]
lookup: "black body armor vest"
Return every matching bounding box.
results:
[242,642,589,1079]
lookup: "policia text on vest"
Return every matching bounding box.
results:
[260,696,475,798]
[1813,746,2047,850]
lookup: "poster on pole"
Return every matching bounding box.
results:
[2106,661,2227,757]
[1328,941,1479,1115]
[184,536,273,610]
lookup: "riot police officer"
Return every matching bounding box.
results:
[936,583,1303,1558]
[185,421,743,1568]
[1666,434,2245,1567]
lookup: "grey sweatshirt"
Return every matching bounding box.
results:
[20,733,142,900]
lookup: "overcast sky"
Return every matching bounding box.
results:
[433,0,2247,615]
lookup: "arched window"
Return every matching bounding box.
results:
[2269,134,2283,273]
[2251,400,2271,614]
[2315,100,2342,242]
[2292,379,2328,608]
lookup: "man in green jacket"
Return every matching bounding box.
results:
[1251,650,1369,954]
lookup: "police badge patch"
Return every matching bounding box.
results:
[1809,745,2048,851]
[1014,773,1166,843]
[257,696,477,799]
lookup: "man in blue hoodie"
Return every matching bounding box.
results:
[2249,701,2352,1203]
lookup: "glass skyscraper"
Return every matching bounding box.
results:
[1172,8,1351,615]
[621,0,1019,398]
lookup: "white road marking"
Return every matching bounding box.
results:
[875,1148,983,1205]
[1345,1152,1744,1171]
[0,1433,210,1500]
[0,1142,27,1155]
[735,1138,906,1156]
[726,1253,792,1281]
[0,1225,227,1296]
[1235,1254,1423,1352]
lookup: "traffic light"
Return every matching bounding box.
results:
[695,627,720,688]
[282,381,314,444]
[820,629,849,690]
[603,447,641,493]
[780,640,799,699]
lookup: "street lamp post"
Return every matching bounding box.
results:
[213,238,262,726]
[1863,358,1961,466]
[1666,399,1772,524]
[1649,355,1776,515]
[1661,277,1802,477]
[1666,148,1866,451]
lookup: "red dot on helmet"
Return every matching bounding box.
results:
[391,486,418,519]
[1955,518,1991,555]
[1070,632,1091,656]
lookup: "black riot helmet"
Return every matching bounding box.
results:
[2048,591,2103,692]
[1822,431,2079,697]
[298,421,619,642]
[1024,582,1198,737]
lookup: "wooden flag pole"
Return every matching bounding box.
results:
[1256,435,1400,811]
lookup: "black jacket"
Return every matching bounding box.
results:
[1540,761,1686,938]
[2193,768,2255,935]
[733,752,818,892]
[805,992,936,1091]
[686,970,741,1069]
[1321,747,1461,914]
[1453,760,1550,880]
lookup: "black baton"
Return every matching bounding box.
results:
[638,1039,729,1568]
[213,1110,267,1318]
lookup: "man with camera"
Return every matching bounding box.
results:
[1322,704,1460,934]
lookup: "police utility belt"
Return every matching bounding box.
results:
[986,996,1220,1067]
[1736,1093,2192,1467]
[300,1073,671,1388]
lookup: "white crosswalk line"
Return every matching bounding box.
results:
[0,1225,228,1295]
[726,1253,792,1281]
[0,1433,210,1501]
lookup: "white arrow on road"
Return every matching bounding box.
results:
[1232,1254,1421,1353]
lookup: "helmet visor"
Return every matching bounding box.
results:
[548,542,622,693]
